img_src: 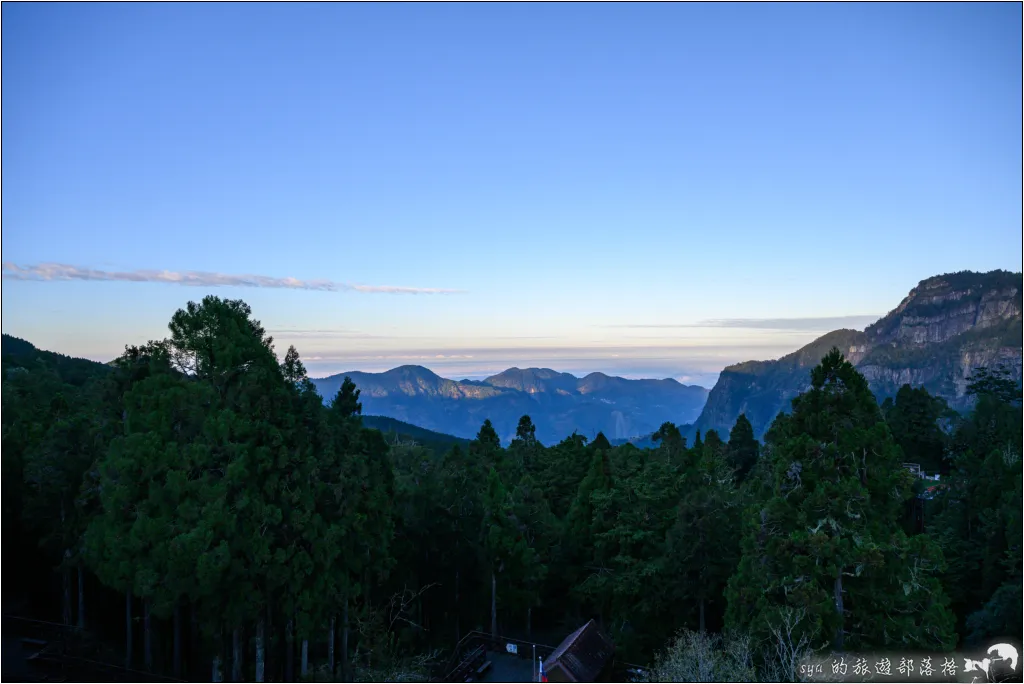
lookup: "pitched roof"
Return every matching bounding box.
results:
[542,619,615,683]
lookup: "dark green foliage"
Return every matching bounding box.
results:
[537,432,591,519]
[725,414,759,481]
[966,365,1023,406]
[2,333,114,386]
[361,415,470,452]
[590,431,612,452]
[665,444,740,634]
[508,415,542,476]
[726,348,956,652]
[3,301,1019,680]
[652,421,686,456]
[883,384,954,474]
[929,366,1023,647]
[703,429,723,455]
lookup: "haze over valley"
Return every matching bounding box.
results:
[305,270,1022,445]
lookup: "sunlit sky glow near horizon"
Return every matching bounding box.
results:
[2,3,1021,389]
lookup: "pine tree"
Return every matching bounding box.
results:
[665,444,740,633]
[481,468,541,638]
[725,414,759,482]
[725,348,956,652]
[509,415,543,476]
[538,432,590,518]
[930,366,1023,645]
[883,384,952,475]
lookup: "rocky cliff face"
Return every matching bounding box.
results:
[864,271,1021,346]
[693,329,866,440]
[691,270,1023,440]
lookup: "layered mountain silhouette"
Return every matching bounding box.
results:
[310,366,709,445]
[314,270,1021,447]
[5,270,1018,450]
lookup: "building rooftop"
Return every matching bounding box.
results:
[478,650,536,683]
[541,620,615,683]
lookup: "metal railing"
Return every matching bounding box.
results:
[436,627,650,683]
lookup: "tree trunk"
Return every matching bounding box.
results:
[699,598,706,632]
[527,606,532,640]
[286,617,294,683]
[59,500,71,627]
[191,607,200,679]
[342,598,350,683]
[301,639,309,677]
[173,601,182,678]
[256,618,266,683]
[213,655,223,683]
[144,598,152,672]
[328,617,335,677]
[62,549,73,626]
[455,570,461,643]
[77,564,86,629]
[417,590,424,634]
[125,589,133,670]
[232,627,241,682]
[833,572,845,651]
[363,567,371,620]
[490,571,497,639]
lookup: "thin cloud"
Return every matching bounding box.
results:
[601,315,880,332]
[1,262,464,295]
[268,328,386,338]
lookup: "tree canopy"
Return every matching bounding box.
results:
[3,309,1019,682]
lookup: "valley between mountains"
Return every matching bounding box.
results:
[310,270,1023,444]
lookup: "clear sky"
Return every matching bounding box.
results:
[2,2,1021,387]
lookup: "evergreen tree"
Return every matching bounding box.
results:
[703,429,724,455]
[8,294,1020,678]
[590,431,612,452]
[883,384,953,474]
[652,421,687,470]
[439,443,485,643]
[539,432,591,519]
[509,415,543,476]
[930,366,1023,645]
[725,348,956,652]
[481,468,542,638]
[665,444,739,633]
[725,414,759,482]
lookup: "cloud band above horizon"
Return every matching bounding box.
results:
[1,262,464,295]
[600,314,882,332]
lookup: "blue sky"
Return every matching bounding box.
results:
[2,2,1021,387]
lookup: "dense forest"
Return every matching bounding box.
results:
[3,296,1021,682]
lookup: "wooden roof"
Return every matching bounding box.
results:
[542,620,614,683]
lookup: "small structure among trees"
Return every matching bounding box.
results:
[540,619,614,682]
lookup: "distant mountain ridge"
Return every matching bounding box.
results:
[691,270,1023,439]
[310,366,709,445]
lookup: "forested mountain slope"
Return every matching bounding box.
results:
[361,415,470,451]
[2,334,113,386]
[691,270,1022,439]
